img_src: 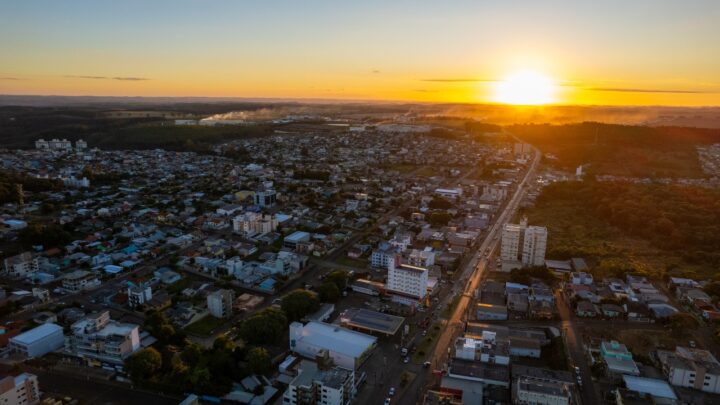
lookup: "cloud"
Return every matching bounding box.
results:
[0,77,22,80]
[414,89,438,93]
[65,75,149,81]
[372,70,380,74]
[421,78,497,83]
[587,87,708,94]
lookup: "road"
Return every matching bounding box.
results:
[400,144,541,403]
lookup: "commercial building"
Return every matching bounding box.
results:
[338,308,404,336]
[283,231,311,250]
[254,188,277,207]
[9,323,65,358]
[289,321,377,370]
[62,270,100,292]
[659,346,720,394]
[127,283,153,308]
[386,257,428,306]
[0,373,40,405]
[513,375,574,405]
[282,358,355,405]
[3,252,39,279]
[65,311,141,364]
[207,289,234,318]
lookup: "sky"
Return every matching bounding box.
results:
[1,0,720,106]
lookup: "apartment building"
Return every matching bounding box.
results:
[386,257,428,306]
[522,226,547,267]
[513,375,573,405]
[207,289,234,318]
[127,284,153,308]
[283,358,355,405]
[500,219,548,271]
[65,311,141,364]
[370,242,396,269]
[3,252,39,279]
[0,373,40,405]
[232,212,278,236]
[660,346,720,394]
[62,270,100,292]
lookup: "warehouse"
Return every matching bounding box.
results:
[9,323,64,358]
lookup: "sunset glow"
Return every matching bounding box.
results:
[492,70,557,105]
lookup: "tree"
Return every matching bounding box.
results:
[428,196,453,210]
[181,343,203,367]
[667,313,699,338]
[325,270,348,290]
[239,307,288,344]
[126,347,162,384]
[281,289,320,322]
[317,282,341,302]
[246,347,272,376]
[428,212,452,227]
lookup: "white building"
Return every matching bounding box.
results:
[434,188,463,199]
[282,359,355,405]
[3,252,39,279]
[75,139,87,150]
[289,321,377,370]
[370,243,396,269]
[61,176,90,188]
[34,139,49,150]
[65,311,141,364]
[501,224,523,272]
[47,138,73,151]
[207,289,234,318]
[233,212,278,236]
[386,257,428,306]
[0,373,40,405]
[570,272,593,286]
[407,248,436,268]
[128,284,153,308]
[522,226,547,267]
[255,189,277,207]
[9,323,65,358]
[661,347,720,394]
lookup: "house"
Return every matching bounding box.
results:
[658,346,720,394]
[576,301,598,318]
[601,303,624,318]
[62,270,100,293]
[570,272,593,286]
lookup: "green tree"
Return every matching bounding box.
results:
[246,347,272,376]
[281,289,320,322]
[181,343,203,367]
[239,307,288,344]
[428,212,452,227]
[126,347,162,384]
[325,270,349,290]
[667,313,699,338]
[317,282,341,303]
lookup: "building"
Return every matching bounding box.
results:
[127,283,153,308]
[9,323,64,358]
[659,346,720,394]
[522,226,547,267]
[407,248,436,268]
[434,188,463,199]
[338,308,404,336]
[0,373,40,405]
[62,270,100,292]
[75,139,87,150]
[476,303,508,321]
[570,272,593,286]
[282,358,355,405]
[65,311,141,364]
[513,375,574,405]
[370,242,396,269]
[601,340,640,376]
[284,231,311,250]
[255,188,277,207]
[3,252,39,279]
[207,289,234,318]
[233,212,278,236]
[289,321,377,370]
[386,257,429,306]
[501,223,523,272]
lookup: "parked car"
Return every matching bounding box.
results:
[389,387,395,396]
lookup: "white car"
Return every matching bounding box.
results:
[389,387,396,396]
[384,398,391,405]
[403,357,410,364]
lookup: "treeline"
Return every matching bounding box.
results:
[530,180,720,273]
[511,122,720,178]
[0,170,62,204]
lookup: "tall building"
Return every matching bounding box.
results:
[522,226,547,267]
[65,311,141,364]
[500,218,547,272]
[127,283,153,308]
[282,358,355,405]
[0,373,40,405]
[386,256,428,306]
[660,346,720,394]
[207,289,234,318]
[254,189,277,207]
[233,212,278,236]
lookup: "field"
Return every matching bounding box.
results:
[524,180,720,280]
[511,123,720,178]
[183,314,227,336]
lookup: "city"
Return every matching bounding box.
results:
[1,2,720,405]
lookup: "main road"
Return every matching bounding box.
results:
[421,142,542,394]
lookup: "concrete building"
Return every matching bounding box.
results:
[386,257,428,306]
[233,212,278,236]
[65,311,141,364]
[255,188,277,207]
[659,346,720,394]
[289,321,377,370]
[127,284,153,308]
[370,242,396,269]
[3,252,39,279]
[407,248,436,268]
[282,358,355,405]
[207,289,234,318]
[62,270,100,292]
[513,375,573,405]
[0,373,40,405]
[501,224,523,272]
[9,323,65,358]
[522,226,547,267]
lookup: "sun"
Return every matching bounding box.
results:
[492,70,557,105]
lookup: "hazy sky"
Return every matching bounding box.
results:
[2,0,719,105]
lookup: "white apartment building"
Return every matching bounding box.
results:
[407,248,436,268]
[62,270,100,292]
[233,212,278,236]
[65,311,141,365]
[3,252,39,279]
[255,189,277,207]
[386,257,428,306]
[522,226,547,267]
[501,224,523,272]
[0,373,40,405]
[282,359,355,405]
[370,243,396,269]
[389,232,412,252]
[661,347,720,394]
[75,139,87,150]
[127,284,153,308]
[207,289,234,318]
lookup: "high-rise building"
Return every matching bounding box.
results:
[386,256,428,306]
[0,373,40,405]
[522,226,547,267]
[207,289,234,318]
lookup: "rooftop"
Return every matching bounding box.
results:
[11,323,63,345]
[292,321,376,358]
[338,308,404,335]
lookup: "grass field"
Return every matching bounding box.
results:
[184,314,227,336]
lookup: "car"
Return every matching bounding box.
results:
[422,330,427,336]
[689,340,696,348]
[574,366,581,375]
[403,357,409,364]
[423,361,431,368]
[384,398,391,405]
[400,348,408,356]
[389,387,396,396]
[576,376,583,386]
